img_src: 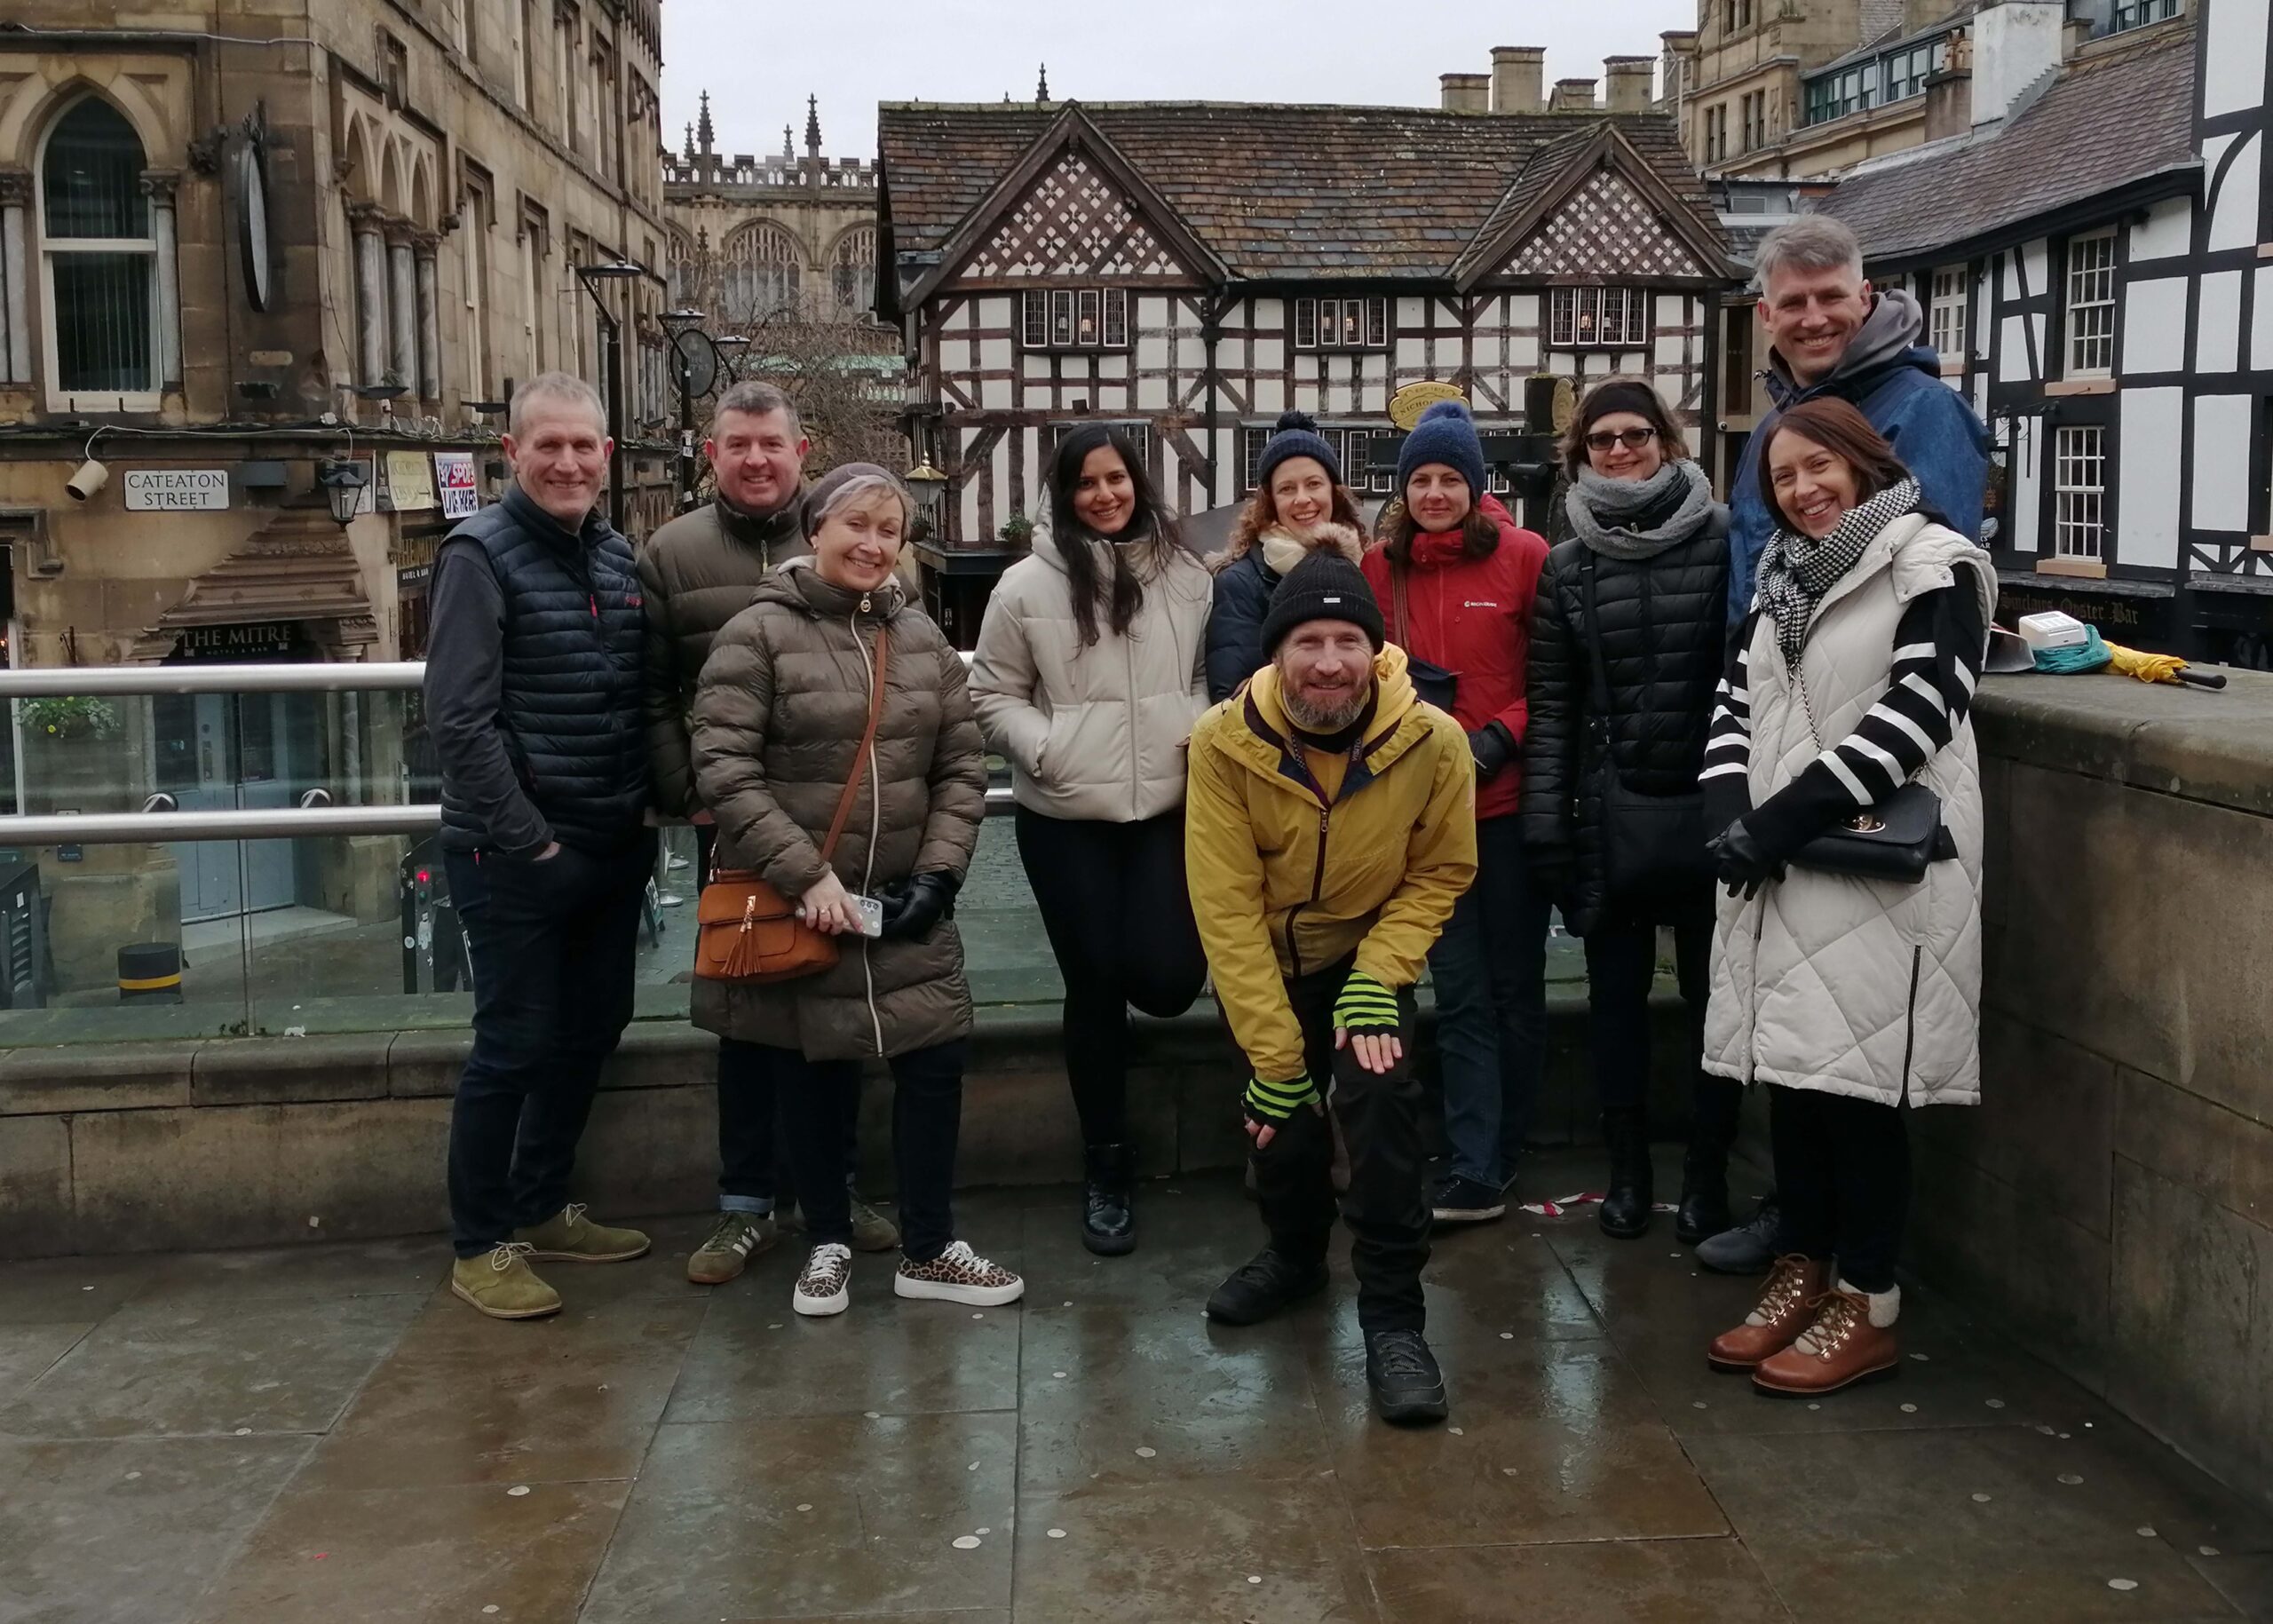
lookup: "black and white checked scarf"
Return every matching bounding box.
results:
[1754,477,1921,673]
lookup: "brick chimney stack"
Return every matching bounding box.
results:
[1550,77,1600,113]
[1604,56,1656,112]
[1491,46,1547,115]
[1440,73,1492,113]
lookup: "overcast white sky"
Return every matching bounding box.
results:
[661,1,1699,162]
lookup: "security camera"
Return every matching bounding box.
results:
[65,459,108,502]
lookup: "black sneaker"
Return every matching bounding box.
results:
[1364,1329,1448,1425]
[1205,1248,1329,1326]
[1430,1173,1508,1227]
[1694,1195,1781,1276]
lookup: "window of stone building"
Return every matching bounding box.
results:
[1883,41,1942,103]
[378,29,410,108]
[593,40,618,183]
[461,166,495,402]
[38,96,163,407]
[519,200,549,374]
[516,0,535,111]
[1551,287,1646,348]
[1804,65,1874,125]
[2053,425,2106,559]
[453,0,474,59]
[1290,297,1388,351]
[2064,226,2118,376]
[555,8,577,150]
[1930,265,1968,363]
[2111,0,2182,30]
[1019,287,1129,350]
[723,222,803,322]
[831,226,875,320]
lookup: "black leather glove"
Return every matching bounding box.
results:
[1708,819,1786,900]
[876,871,959,940]
[1468,722,1515,779]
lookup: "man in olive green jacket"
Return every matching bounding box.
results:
[639,382,891,1279]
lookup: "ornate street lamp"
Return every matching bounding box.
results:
[318,459,368,527]
[904,454,948,540]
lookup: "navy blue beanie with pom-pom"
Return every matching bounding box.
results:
[1394,398,1486,503]
[1254,409,1342,491]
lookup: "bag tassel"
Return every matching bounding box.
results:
[725,896,762,980]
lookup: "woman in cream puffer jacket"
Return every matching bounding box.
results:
[970,424,1212,1256]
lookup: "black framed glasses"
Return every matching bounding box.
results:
[1584,426,1659,453]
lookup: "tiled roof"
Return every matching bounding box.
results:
[1820,20,2198,262]
[876,100,1722,282]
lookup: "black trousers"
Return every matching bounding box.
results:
[444,833,656,1258]
[698,825,859,1210]
[1429,813,1551,1186]
[772,1040,966,1264]
[1014,805,1208,1146]
[1252,956,1430,1335]
[1770,1083,1910,1294]
[1582,895,1742,1147]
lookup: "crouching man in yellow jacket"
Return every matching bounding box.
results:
[1184,551,1477,1425]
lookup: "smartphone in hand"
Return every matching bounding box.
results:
[854,896,885,938]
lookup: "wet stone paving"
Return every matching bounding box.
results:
[1,1152,2268,1623]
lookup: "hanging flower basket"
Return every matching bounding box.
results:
[20,696,124,742]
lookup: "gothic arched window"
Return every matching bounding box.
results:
[41,96,159,399]
[830,226,875,321]
[723,221,803,321]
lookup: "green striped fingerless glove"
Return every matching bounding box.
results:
[1334,970,1401,1036]
[1244,1073,1320,1125]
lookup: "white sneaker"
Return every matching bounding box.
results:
[793,1242,851,1317]
[892,1240,1024,1306]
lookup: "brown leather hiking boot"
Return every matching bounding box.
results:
[1753,1287,1901,1397]
[1707,1255,1828,1373]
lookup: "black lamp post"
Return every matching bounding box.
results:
[575,260,645,530]
[661,306,707,509]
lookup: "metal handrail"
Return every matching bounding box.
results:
[0,661,427,697]
[0,652,1009,844]
[0,654,980,698]
[0,805,442,844]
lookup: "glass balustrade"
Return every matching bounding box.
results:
[0,668,1593,1047]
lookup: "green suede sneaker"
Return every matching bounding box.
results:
[516,1202,651,1264]
[451,1242,562,1319]
[848,1189,901,1254]
[687,1210,777,1285]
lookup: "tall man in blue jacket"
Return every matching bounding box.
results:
[425,371,657,1320]
[1727,214,1992,621]
[1705,215,1992,1278]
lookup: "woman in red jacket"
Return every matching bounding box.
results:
[1362,399,1551,1224]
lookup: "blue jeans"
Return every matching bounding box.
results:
[1428,813,1549,1189]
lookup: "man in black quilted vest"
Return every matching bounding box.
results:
[426,370,656,1320]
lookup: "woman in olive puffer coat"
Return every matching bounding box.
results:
[1520,377,1732,1246]
[693,462,1020,1320]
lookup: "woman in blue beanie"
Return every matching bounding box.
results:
[1361,399,1551,1226]
[1207,411,1369,701]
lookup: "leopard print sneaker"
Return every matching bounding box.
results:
[892,1240,1024,1306]
[792,1242,852,1318]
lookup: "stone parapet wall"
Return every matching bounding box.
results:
[1916,669,2273,1514]
[0,995,1690,1262]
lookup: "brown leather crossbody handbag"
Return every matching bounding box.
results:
[693,626,890,984]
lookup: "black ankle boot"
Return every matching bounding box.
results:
[1598,1105,1653,1239]
[1081,1143,1136,1256]
[1675,1146,1731,1244]
[1676,1077,1741,1245]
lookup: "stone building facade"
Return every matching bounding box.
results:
[661,91,880,332]
[0,0,669,984]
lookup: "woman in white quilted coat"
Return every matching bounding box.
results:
[1695,398,1993,1398]
[970,424,1213,1257]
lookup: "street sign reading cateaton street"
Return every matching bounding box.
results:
[123,470,230,511]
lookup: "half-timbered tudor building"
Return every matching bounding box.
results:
[874,99,1734,591]
[1821,0,2273,665]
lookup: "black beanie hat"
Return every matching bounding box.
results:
[1574,377,1665,439]
[1261,549,1384,656]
